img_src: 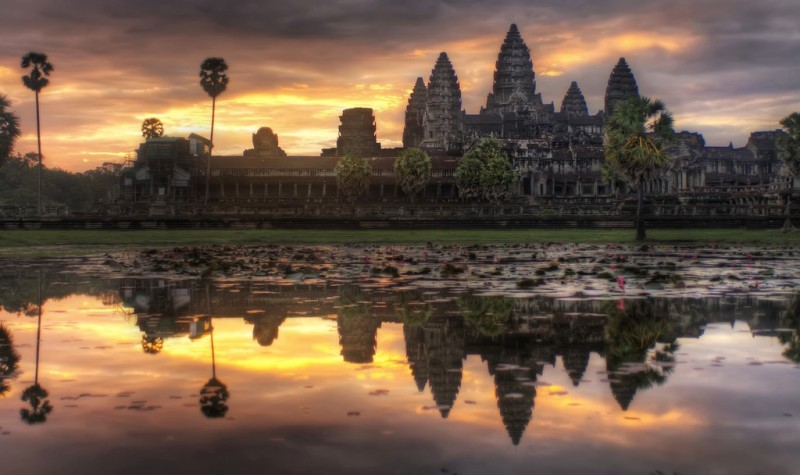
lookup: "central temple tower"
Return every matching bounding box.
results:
[485,24,538,114]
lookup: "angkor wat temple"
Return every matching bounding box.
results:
[117,24,796,220]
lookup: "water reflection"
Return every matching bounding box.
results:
[0,323,20,397]
[0,268,798,470]
[20,271,53,424]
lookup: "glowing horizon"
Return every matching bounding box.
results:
[2,0,799,172]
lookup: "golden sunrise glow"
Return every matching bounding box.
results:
[1,17,795,171]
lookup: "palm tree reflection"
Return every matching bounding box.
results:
[20,270,53,424]
[199,284,229,418]
[779,293,800,363]
[604,299,678,411]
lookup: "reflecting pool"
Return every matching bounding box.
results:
[0,261,799,475]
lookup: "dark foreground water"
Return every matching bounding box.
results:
[0,257,799,475]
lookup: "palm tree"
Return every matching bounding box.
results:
[0,95,21,165]
[199,57,229,206]
[21,52,54,215]
[777,112,800,232]
[141,117,164,139]
[604,96,674,241]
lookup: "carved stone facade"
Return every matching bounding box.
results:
[336,107,381,158]
[403,77,427,148]
[244,127,287,158]
[419,53,463,155]
[116,23,796,217]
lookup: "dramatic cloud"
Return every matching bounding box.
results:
[0,0,798,170]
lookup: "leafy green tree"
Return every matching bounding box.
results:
[0,95,21,165]
[777,113,800,232]
[456,137,517,201]
[481,153,517,201]
[604,96,674,241]
[454,153,483,199]
[335,154,372,203]
[394,147,431,201]
[141,117,164,139]
[21,52,54,214]
[199,57,229,205]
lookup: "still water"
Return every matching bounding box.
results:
[0,266,798,475]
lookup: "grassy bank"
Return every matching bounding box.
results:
[0,228,796,258]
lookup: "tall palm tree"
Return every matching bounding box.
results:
[777,112,800,232]
[0,95,21,166]
[604,96,674,241]
[21,52,54,215]
[199,57,229,205]
[141,117,164,139]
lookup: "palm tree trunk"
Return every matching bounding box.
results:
[209,317,217,380]
[35,91,42,215]
[782,191,795,233]
[636,185,646,241]
[34,271,42,385]
[204,96,216,206]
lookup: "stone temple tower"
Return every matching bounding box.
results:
[485,24,538,114]
[560,81,589,119]
[604,58,639,118]
[336,107,381,157]
[420,52,463,155]
[402,77,427,148]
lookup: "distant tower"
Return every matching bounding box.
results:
[486,24,538,114]
[604,58,639,118]
[560,81,589,119]
[336,107,381,157]
[403,77,427,148]
[420,52,463,155]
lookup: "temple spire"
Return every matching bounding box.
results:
[560,81,589,119]
[485,24,537,114]
[604,57,639,118]
[403,77,427,148]
[420,52,463,155]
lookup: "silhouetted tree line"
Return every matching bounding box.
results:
[0,152,120,211]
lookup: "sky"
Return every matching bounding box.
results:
[1,0,799,172]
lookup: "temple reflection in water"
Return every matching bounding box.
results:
[0,267,798,448]
[111,276,796,445]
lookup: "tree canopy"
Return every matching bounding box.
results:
[778,112,800,179]
[394,147,431,201]
[21,52,53,93]
[604,96,674,241]
[335,154,372,203]
[199,57,229,99]
[0,95,21,165]
[455,137,517,201]
[141,117,164,139]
